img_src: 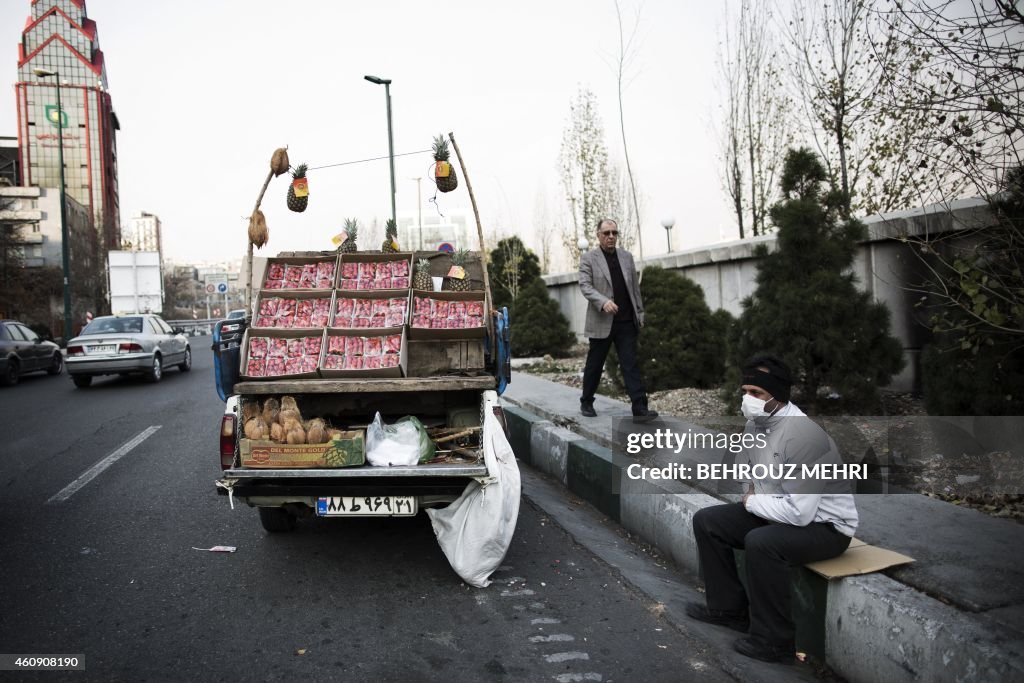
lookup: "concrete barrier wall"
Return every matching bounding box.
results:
[543,198,994,392]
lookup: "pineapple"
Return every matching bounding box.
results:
[432,134,458,193]
[339,218,359,254]
[286,163,309,212]
[413,258,432,291]
[443,248,472,291]
[381,218,399,253]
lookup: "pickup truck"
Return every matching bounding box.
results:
[213,249,511,533]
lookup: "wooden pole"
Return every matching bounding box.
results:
[245,169,275,314]
[447,132,495,344]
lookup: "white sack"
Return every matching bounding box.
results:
[427,401,521,587]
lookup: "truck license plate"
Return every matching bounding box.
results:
[316,496,417,517]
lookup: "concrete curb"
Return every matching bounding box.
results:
[502,400,1024,683]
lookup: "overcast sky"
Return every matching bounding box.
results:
[1,0,735,269]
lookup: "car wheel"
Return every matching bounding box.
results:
[147,355,163,383]
[47,353,64,375]
[178,347,192,372]
[0,359,18,386]
[72,374,92,388]
[258,507,297,533]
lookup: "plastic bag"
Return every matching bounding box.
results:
[366,412,435,467]
[427,396,521,587]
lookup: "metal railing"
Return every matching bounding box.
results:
[164,318,223,337]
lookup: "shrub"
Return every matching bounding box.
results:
[511,278,575,357]
[489,236,541,312]
[605,266,731,392]
[921,342,1024,415]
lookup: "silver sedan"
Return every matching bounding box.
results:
[65,314,191,388]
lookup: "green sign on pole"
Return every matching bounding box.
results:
[45,104,67,128]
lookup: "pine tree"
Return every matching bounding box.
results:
[734,147,904,411]
[489,236,541,312]
[511,278,574,358]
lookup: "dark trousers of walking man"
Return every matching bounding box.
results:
[580,318,646,411]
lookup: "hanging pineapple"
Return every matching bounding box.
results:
[413,258,432,291]
[339,218,359,253]
[381,218,399,253]
[432,134,458,193]
[443,248,471,291]
[286,163,309,212]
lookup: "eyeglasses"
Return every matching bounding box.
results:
[600,231,619,236]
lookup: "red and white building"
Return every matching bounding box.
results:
[13,0,121,251]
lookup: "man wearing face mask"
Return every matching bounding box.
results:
[685,353,857,664]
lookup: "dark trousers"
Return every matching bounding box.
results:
[692,503,851,649]
[580,319,646,408]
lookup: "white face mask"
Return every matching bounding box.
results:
[741,393,771,420]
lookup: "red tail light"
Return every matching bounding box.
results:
[220,414,236,470]
[118,342,144,353]
[67,345,84,356]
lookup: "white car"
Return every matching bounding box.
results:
[65,314,191,388]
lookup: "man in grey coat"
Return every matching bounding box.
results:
[578,218,658,422]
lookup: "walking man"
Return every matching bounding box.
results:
[578,218,658,423]
[686,353,857,663]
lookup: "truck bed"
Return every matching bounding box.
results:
[233,376,496,394]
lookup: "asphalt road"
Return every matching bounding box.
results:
[0,339,733,682]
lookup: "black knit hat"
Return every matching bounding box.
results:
[741,353,792,403]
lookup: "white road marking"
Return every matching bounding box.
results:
[47,426,162,503]
[553,675,602,682]
[531,618,561,625]
[501,588,536,597]
[530,634,575,643]
[544,652,590,663]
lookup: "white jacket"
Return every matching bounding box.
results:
[742,402,859,536]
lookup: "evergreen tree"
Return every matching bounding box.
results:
[489,236,541,312]
[605,267,731,391]
[510,278,574,358]
[734,147,904,411]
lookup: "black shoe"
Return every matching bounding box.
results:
[685,602,749,633]
[631,407,659,423]
[733,636,794,664]
[580,403,597,417]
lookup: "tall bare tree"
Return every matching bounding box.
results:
[781,0,943,216]
[559,86,616,267]
[610,0,646,259]
[716,0,793,237]
[875,1,1023,352]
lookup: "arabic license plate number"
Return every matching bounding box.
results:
[316,496,417,517]
[89,344,116,354]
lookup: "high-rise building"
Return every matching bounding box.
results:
[13,0,121,251]
[127,210,162,257]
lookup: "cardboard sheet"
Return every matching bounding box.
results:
[805,537,915,578]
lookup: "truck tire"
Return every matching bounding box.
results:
[258,507,296,532]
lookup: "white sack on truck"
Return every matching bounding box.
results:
[426,406,521,587]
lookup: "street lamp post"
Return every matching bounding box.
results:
[661,216,676,254]
[364,75,396,227]
[34,68,71,341]
[412,177,423,250]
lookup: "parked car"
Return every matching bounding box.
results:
[65,314,191,388]
[226,309,247,320]
[0,320,64,386]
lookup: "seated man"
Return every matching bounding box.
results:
[686,353,858,664]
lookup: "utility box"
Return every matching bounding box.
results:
[109,250,163,315]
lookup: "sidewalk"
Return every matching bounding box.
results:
[503,372,1024,683]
